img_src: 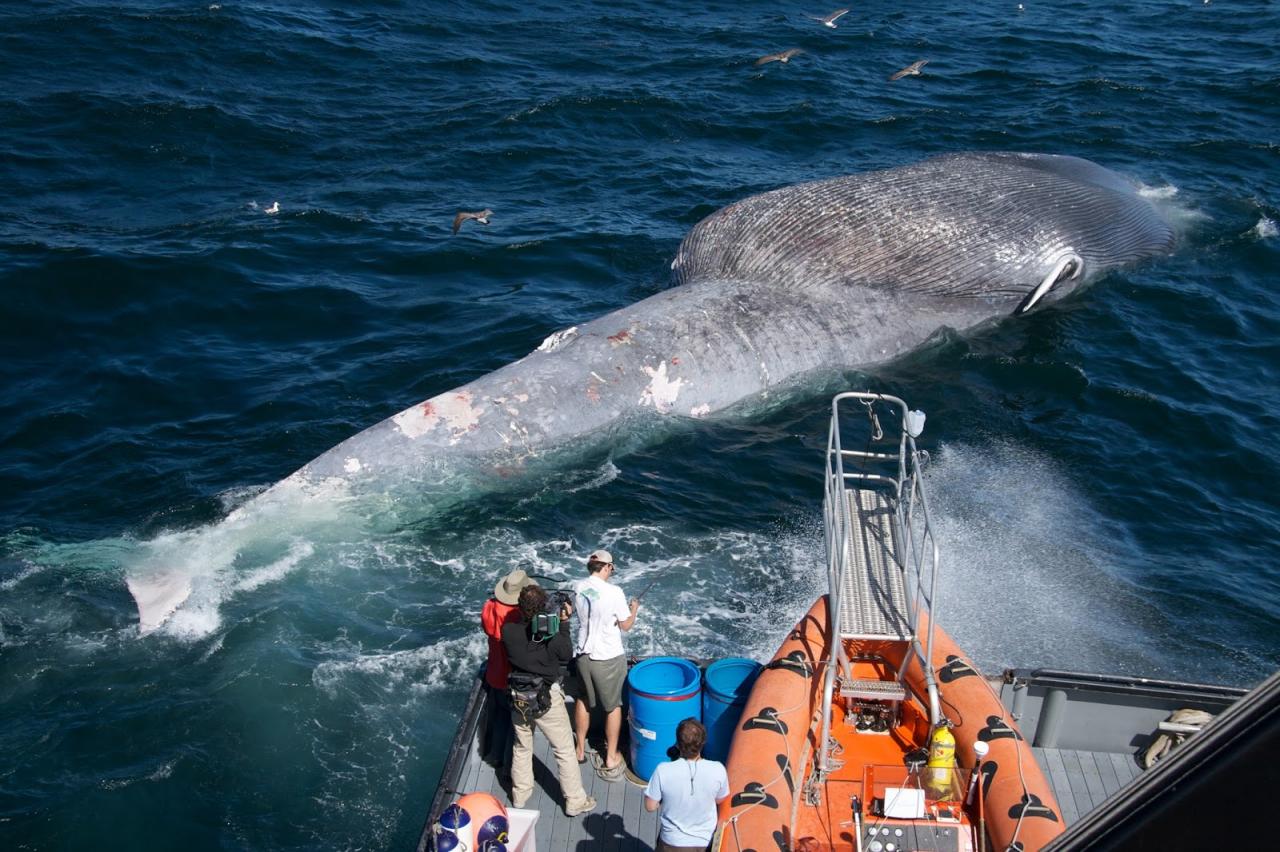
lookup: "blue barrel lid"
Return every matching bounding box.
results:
[628,657,701,697]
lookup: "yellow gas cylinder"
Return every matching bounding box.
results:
[925,723,957,798]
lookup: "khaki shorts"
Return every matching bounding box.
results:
[576,654,626,712]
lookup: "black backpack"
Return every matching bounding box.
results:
[508,671,552,723]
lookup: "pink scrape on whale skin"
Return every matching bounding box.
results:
[392,391,481,442]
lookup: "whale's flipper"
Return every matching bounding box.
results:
[126,572,192,634]
[1017,251,1084,314]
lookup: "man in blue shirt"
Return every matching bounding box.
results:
[643,718,729,851]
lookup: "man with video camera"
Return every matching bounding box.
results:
[500,583,597,817]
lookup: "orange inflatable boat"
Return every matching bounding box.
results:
[715,393,1065,852]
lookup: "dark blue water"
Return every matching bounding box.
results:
[2,1,1278,848]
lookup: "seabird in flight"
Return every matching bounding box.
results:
[888,59,929,81]
[755,49,804,67]
[808,9,850,28]
[452,209,493,234]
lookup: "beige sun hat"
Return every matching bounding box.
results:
[494,569,533,605]
[587,549,613,566]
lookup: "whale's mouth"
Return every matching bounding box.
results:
[1016,251,1084,314]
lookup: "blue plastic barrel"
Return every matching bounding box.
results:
[627,657,702,781]
[702,657,763,762]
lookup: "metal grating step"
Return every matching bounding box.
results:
[840,678,908,702]
[837,488,911,641]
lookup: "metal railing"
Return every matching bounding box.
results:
[814,392,943,783]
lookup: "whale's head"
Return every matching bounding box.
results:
[672,151,1175,314]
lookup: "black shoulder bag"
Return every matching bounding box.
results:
[508,671,552,723]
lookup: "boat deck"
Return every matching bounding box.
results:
[1032,746,1142,827]
[451,715,661,851]
[424,685,1163,851]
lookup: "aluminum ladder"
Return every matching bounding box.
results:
[811,392,943,795]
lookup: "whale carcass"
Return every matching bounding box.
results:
[127,152,1174,631]
[286,152,1173,488]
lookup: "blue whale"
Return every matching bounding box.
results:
[127,152,1174,631]
[283,152,1172,488]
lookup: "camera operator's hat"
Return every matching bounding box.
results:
[495,569,533,605]
[587,549,613,565]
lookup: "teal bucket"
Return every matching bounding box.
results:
[627,657,701,781]
[701,657,762,762]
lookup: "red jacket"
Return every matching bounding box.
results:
[481,598,521,689]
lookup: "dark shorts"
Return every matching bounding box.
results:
[577,654,626,712]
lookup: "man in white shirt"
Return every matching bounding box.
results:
[644,718,729,851]
[572,549,639,778]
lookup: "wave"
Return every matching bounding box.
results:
[1135,180,1210,234]
[0,562,49,592]
[313,634,486,698]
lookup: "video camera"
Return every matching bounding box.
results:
[531,590,573,643]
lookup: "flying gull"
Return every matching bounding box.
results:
[808,9,850,28]
[452,209,493,234]
[888,60,929,81]
[755,49,804,67]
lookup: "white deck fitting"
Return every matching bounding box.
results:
[837,488,911,641]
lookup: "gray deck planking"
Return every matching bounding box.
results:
[626,774,657,851]
[1034,746,1079,825]
[637,787,659,849]
[455,730,657,851]
[1108,750,1141,787]
[1056,748,1088,813]
[558,755,589,850]
[1091,746,1122,799]
[1068,748,1102,813]
[618,772,640,852]
[604,761,630,851]
[1080,750,1109,810]
[1058,748,1093,813]
[1033,747,1150,829]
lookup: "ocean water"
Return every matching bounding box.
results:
[1,0,1277,848]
